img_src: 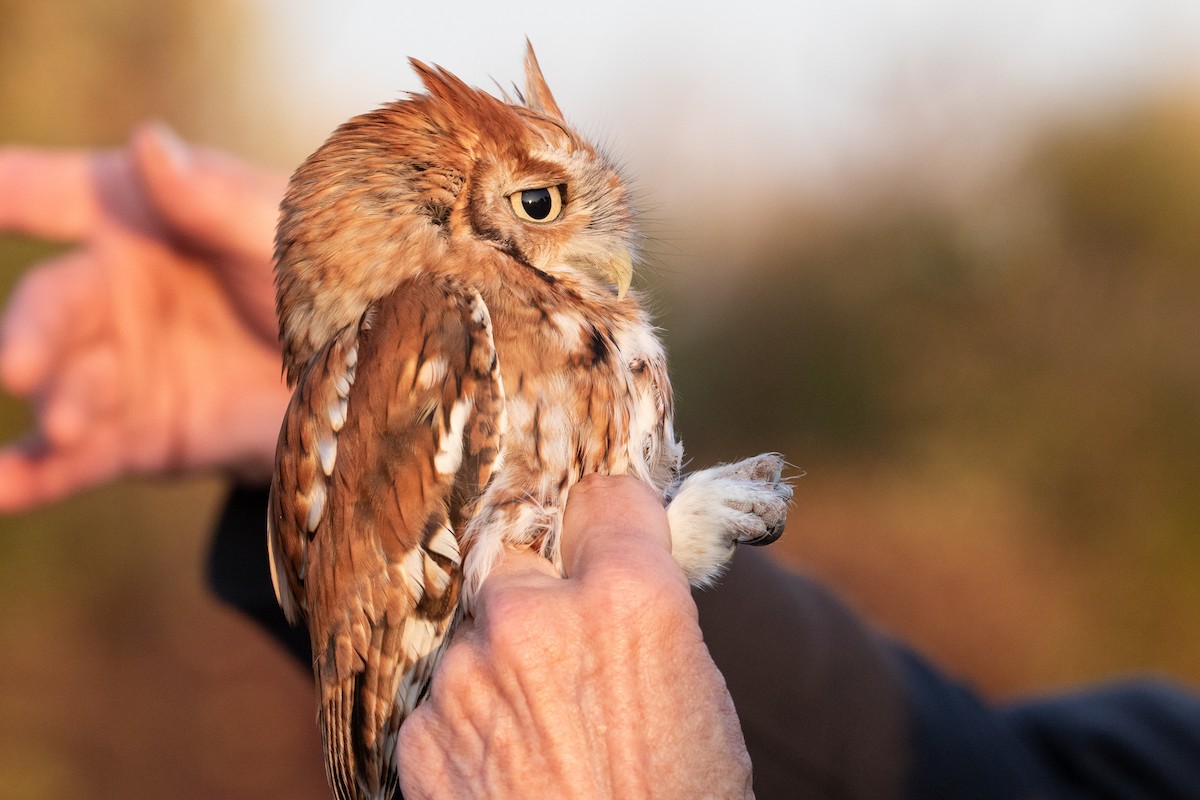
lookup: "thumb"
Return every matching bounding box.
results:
[560,474,676,582]
[130,121,285,344]
[130,121,284,260]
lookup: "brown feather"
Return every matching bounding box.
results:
[271,277,500,799]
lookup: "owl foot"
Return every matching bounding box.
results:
[665,453,793,587]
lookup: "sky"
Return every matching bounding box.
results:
[250,1,1200,203]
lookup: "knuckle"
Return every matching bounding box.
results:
[587,560,694,626]
[480,581,540,630]
[482,588,555,661]
[429,640,485,697]
[395,708,427,755]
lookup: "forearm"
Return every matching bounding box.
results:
[695,550,910,799]
[701,552,1200,799]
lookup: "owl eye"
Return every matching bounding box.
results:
[509,186,563,223]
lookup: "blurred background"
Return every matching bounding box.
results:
[1,1,1199,797]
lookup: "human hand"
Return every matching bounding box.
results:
[396,475,755,799]
[0,123,291,510]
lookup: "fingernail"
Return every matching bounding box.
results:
[144,120,190,175]
[44,400,85,449]
[0,344,35,395]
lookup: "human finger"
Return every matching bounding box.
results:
[0,434,119,512]
[0,250,107,396]
[468,545,562,631]
[131,122,284,340]
[560,474,674,581]
[38,346,120,450]
[0,146,108,241]
[132,122,284,258]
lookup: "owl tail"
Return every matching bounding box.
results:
[319,675,402,800]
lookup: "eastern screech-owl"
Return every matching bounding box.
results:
[268,44,791,800]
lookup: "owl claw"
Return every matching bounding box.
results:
[725,454,792,547]
[665,452,793,586]
[737,521,785,547]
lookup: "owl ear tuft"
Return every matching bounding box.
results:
[522,40,564,121]
[411,58,475,108]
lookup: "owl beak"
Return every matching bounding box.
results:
[609,251,633,300]
[574,249,633,298]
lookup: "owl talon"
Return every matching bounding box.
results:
[737,522,785,547]
[665,453,792,586]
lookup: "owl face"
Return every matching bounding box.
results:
[275,47,640,378]
[457,118,637,299]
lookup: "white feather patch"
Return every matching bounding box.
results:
[468,292,489,325]
[628,385,659,477]
[401,616,439,664]
[549,311,585,351]
[399,648,442,715]
[401,546,426,606]
[304,480,326,533]
[433,398,471,475]
[426,521,461,564]
[328,395,348,432]
[423,552,452,594]
[416,357,448,390]
[317,431,337,477]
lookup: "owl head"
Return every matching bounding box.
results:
[275,43,640,382]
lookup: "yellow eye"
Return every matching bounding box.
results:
[509,185,563,223]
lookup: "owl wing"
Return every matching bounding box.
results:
[268,277,503,799]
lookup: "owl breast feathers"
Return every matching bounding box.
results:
[267,43,792,800]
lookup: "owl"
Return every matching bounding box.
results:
[267,44,792,800]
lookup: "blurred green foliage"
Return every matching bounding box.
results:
[652,90,1200,690]
[660,91,1200,551]
[0,0,251,147]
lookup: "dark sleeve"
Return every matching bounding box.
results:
[695,549,1200,800]
[206,489,1200,800]
[896,647,1056,799]
[1000,680,1200,799]
[693,549,910,799]
[206,484,311,665]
